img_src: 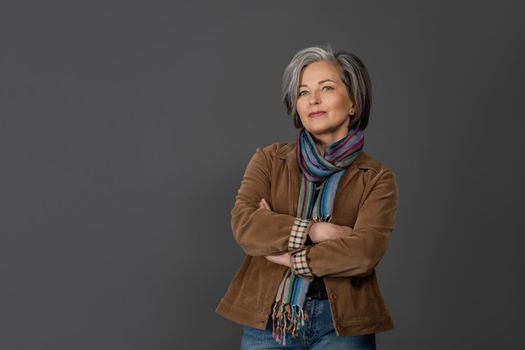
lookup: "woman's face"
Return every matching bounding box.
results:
[296,60,355,143]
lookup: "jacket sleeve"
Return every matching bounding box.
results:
[231,146,315,256]
[301,168,398,278]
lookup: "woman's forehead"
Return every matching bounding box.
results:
[300,62,341,85]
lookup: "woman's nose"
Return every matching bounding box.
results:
[309,90,320,104]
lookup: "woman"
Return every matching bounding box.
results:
[216,45,398,349]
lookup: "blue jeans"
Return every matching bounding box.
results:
[240,298,376,349]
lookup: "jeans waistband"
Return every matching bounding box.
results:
[305,288,328,300]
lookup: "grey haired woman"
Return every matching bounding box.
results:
[216,45,398,349]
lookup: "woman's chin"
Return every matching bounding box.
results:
[305,125,331,135]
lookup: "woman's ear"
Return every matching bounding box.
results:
[348,96,356,115]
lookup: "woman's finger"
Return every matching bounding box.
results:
[259,198,271,210]
[262,199,271,210]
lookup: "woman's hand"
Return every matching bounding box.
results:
[265,252,292,267]
[309,222,353,243]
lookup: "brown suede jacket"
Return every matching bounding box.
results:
[215,141,398,336]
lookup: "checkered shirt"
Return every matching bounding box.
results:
[287,217,311,252]
[291,248,313,277]
[287,217,318,277]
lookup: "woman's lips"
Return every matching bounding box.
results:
[309,111,326,117]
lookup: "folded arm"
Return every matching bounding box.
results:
[231,146,315,256]
[292,169,399,278]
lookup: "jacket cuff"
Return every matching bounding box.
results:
[291,248,313,278]
[288,217,314,253]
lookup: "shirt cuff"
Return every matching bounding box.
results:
[288,217,314,253]
[291,248,313,278]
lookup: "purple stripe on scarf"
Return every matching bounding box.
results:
[338,138,364,159]
[326,127,362,160]
[324,127,357,158]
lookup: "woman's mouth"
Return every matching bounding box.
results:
[309,111,326,117]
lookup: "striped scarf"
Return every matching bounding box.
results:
[271,123,364,345]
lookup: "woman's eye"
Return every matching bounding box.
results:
[322,86,334,91]
[298,91,308,96]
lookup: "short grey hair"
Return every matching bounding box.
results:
[281,45,372,130]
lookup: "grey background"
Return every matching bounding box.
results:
[1,0,523,349]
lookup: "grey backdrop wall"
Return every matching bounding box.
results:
[1,1,523,349]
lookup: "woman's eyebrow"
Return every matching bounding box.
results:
[299,79,335,88]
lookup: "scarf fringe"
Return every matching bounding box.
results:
[271,301,309,345]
